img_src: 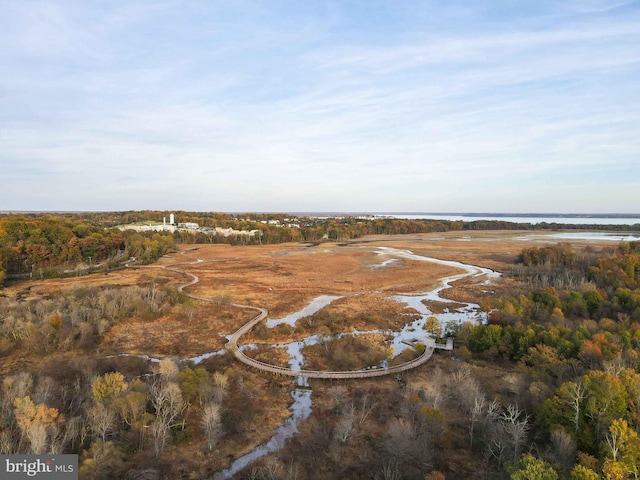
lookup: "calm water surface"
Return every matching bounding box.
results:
[380,213,639,226]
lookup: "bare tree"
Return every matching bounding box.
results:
[244,466,260,480]
[451,365,481,411]
[603,356,628,377]
[283,460,301,480]
[487,436,508,468]
[149,419,168,460]
[500,404,530,464]
[87,404,116,444]
[0,429,17,454]
[334,403,356,444]
[211,372,229,404]
[150,382,186,428]
[57,416,83,454]
[484,399,501,437]
[482,400,529,469]
[327,385,348,414]
[383,418,423,462]
[469,394,486,449]
[562,381,586,433]
[423,384,447,410]
[358,394,374,425]
[605,426,622,462]
[549,429,577,470]
[147,281,158,312]
[149,381,187,457]
[34,376,56,406]
[26,421,48,454]
[374,460,401,480]
[259,457,284,480]
[451,364,471,383]
[201,402,222,451]
[60,377,89,418]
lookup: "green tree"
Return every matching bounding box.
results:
[583,372,630,449]
[569,464,600,480]
[509,454,558,480]
[541,371,630,454]
[178,367,210,403]
[584,290,604,317]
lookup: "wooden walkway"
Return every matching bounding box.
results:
[225,308,436,379]
[165,260,443,380]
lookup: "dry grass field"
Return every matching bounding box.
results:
[2,230,598,366]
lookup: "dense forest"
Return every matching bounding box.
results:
[0,214,177,285]
[2,211,638,286]
[449,241,640,479]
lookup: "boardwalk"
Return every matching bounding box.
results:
[226,309,436,379]
[165,258,444,380]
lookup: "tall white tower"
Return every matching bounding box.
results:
[170,213,175,225]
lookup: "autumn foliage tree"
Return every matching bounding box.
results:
[14,396,64,454]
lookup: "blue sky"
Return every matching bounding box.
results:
[1,1,639,213]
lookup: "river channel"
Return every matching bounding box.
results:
[211,247,501,478]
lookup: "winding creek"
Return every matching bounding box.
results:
[126,247,502,478]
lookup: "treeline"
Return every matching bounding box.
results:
[3,211,639,286]
[466,242,640,365]
[0,214,176,284]
[451,241,640,478]
[513,241,640,292]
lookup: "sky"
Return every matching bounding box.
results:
[1,1,639,214]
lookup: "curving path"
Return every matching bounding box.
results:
[163,259,438,379]
[225,309,435,379]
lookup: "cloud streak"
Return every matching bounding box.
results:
[1,1,639,212]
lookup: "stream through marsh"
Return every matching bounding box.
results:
[111,248,500,477]
[211,247,500,478]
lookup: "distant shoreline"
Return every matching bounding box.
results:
[1,210,639,219]
[292,212,640,219]
[374,212,640,218]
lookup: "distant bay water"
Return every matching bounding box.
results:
[375,213,640,226]
[539,232,640,242]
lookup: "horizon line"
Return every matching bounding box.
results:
[1,210,640,218]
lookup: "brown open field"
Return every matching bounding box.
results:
[0,230,539,381]
[3,230,613,361]
[178,242,461,316]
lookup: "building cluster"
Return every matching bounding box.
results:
[257,218,301,228]
[208,226,261,237]
[118,214,261,237]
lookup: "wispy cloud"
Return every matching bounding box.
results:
[1,1,639,212]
